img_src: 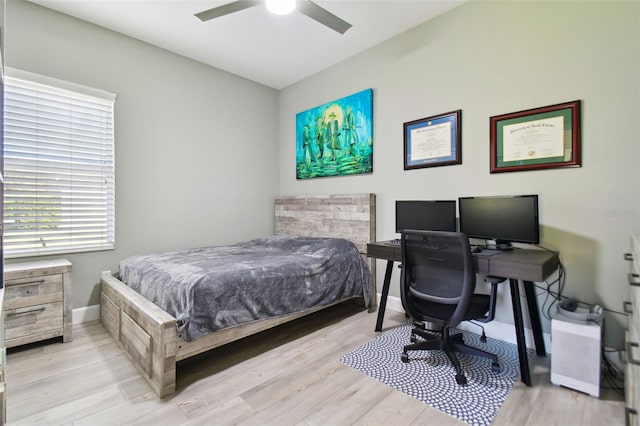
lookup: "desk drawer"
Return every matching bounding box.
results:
[4,301,64,346]
[488,259,544,282]
[3,274,63,309]
[366,243,400,261]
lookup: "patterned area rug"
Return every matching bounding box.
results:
[341,324,524,426]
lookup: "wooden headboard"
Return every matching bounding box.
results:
[274,193,376,254]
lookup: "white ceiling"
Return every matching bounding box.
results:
[26,0,465,90]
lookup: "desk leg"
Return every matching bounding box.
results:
[509,278,532,386]
[523,280,547,356]
[375,260,394,332]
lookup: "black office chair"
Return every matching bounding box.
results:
[399,230,501,385]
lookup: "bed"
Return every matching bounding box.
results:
[100,193,376,398]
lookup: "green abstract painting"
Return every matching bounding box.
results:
[296,88,373,179]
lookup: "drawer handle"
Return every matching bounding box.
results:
[623,301,634,314]
[627,341,640,365]
[624,253,634,261]
[626,407,637,426]
[10,279,46,288]
[629,273,640,287]
[7,307,46,317]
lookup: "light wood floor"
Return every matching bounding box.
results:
[4,303,625,425]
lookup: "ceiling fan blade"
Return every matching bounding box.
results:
[297,0,352,34]
[195,0,261,22]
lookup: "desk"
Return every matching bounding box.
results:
[366,240,559,386]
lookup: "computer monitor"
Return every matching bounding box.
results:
[395,200,457,233]
[458,195,539,248]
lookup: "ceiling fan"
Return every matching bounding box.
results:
[195,0,352,34]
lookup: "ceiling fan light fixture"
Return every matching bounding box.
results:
[266,0,296,15]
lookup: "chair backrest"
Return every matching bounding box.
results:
[400,230,476,328]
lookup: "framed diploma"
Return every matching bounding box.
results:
[403,110,462,170]
[490,100,581,173]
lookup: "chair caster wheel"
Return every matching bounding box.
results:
[401,353,409,363]
[480,335,487,343]
[492,362,501,373]
[455,374,467,385]
[410,334,417,343]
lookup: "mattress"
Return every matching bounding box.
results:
[118,235,371,341]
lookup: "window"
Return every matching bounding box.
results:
[3,68,116,257]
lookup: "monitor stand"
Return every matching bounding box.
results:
[495,240,513,251]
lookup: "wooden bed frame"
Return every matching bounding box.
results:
[100,193,376,398]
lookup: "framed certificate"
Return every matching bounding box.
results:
[490,100,581,173]
[403,110,462,170]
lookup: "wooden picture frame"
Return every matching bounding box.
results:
[403,110,462,170]
[490,100,581,173]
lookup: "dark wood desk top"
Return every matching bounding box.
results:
[366,240,558,283]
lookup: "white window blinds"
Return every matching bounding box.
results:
[3,69,116,257]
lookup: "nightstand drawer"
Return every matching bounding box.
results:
[3,274,63,309]
[3,301,64,346]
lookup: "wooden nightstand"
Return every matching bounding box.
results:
[3,259,72,348]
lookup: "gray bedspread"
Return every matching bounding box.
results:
[118,236,371,341]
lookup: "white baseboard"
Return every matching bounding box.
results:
[379,293,551,354]
[73,304,100,324]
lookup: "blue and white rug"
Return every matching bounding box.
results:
[340,324,524,426]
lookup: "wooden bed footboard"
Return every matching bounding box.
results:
[100,271,178,398]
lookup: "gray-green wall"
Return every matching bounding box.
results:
[5,0,640,348]
[278,0,640,347]
[5,0,280,308]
